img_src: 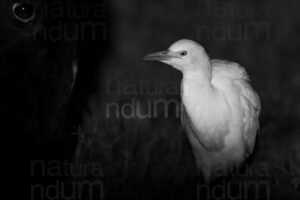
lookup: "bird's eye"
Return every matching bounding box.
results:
[180,51,188,57]
[12,2,36,24]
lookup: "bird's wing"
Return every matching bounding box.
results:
[180,102,225,152]
[212,59,261,156]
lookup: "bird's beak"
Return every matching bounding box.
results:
[143,50,179,61]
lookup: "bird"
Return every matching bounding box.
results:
[143,39,261,183]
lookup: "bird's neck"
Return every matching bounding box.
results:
[181,73,214,103]
[182,66,212,88]
[182,53,212,84]
[181,61,214,105]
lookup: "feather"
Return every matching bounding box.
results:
[212,59,261,156]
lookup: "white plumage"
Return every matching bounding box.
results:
[144,39,261,182]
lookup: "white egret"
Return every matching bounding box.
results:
[144,39,261,182]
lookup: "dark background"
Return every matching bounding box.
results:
[1,0,300,199]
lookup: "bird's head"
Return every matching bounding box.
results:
[143,39,209,72]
